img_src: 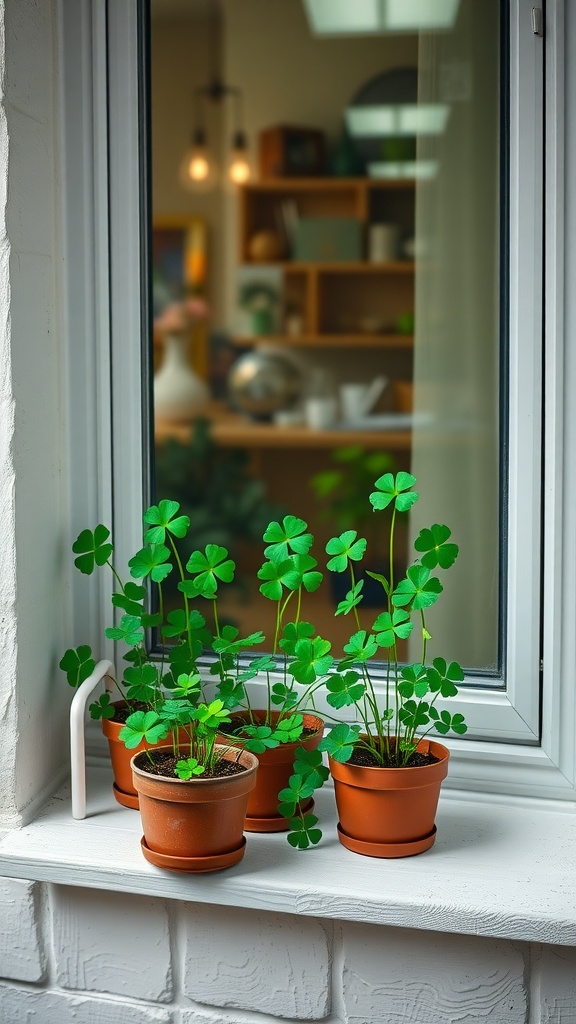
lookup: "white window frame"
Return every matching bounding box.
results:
[71,0,576,802]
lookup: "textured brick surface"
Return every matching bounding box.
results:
[181,1010,248,1024]
[341,923,527,1024]
[51,886,172,1001]
[183,903,330,1020]
[538,944,576,1023]
[0,986,174,1023]
[0,877,45,982]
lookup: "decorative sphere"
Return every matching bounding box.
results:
[228,350,302,418]
[248,229,284,262]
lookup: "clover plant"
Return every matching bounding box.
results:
[60,500,328,777]
[280,471,467,849]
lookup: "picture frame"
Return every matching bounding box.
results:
[152,216,208,378]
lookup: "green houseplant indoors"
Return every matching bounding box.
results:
[60,499,330,841]
[279,470,468,857]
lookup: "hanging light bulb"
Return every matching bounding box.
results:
[228,130,251,185]
[179,128,216,192]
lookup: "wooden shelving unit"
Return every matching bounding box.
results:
[155,404,412,452]
[237,177,415,354]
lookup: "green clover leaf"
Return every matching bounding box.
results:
[325,530,367,573]
[159,699,195,727]
[123,663,159,702]
[398,699,431,732]
[279,621,315,656]
[128,544,172,583]
[335,578,364,617]
[414,523,459,570]
[112,582,146,617]
[215,676,245,708]
[372,609,413,648]
[426,657,464,697]
[428,706,468,735]
[392,565,443,611]
[272,713,304,744]
[291,636,333,685]
[263,515,313,561]
[257,557,299,601]
[192,699,230,734]
[277,773,315,814]
[185,545,235,598]
[320,723,361,763]
[171,671,202,699]
[59,646,96,688]
[286,813,322,849]
[105,614,144,647]
[212,624,266,654]
[369,471,418,513]
[72,525,113,575]
[397,663,429,699]
[237,654,277,684]
[293,747,329,790]
[143,499,190,544]
[175,757,205,779]
[270,681,299,709]
[88,692,116,721]
[342,629,378,664]
[119,710,169,749]
[326,670,366,709]
[241,725,278,753]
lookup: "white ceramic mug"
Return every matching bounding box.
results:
[304,395,337,429]
[340,377,387,422]
[369,223,400,263]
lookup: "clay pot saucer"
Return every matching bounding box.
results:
[112,782,139,810]
[336,823,437,858]
[140,835,247,873]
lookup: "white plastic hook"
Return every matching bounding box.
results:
[70,659,115,819]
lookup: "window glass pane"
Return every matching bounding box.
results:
[148,0,503,674]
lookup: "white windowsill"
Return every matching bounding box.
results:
[1,762,576,945]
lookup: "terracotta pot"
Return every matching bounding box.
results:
[102,702,155,809]
[329,737,449,858]
[219,710,324,832]
[102,701,187,810]
[131,743,258,872]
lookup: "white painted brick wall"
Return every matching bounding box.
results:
[536,945,576,1023]
[2,874,576,1022]
[0,985,174,1023]
[0,877,45,983]
[341,922,528,1024]
[182,903,331,1020]
[51,885,173,1002]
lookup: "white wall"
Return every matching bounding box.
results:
[0,877,575,1022]
[0,0,70,827]
[1,2,576,1022]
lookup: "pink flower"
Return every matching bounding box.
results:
[154,297,209,335]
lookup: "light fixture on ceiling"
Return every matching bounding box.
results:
[180,77,251,191]
[302,0,460,35]
[345,103,451,138]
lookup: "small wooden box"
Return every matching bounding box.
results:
[259,125,325,178]
[293,218,363,262]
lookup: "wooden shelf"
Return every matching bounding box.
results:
[247,260,414,273]
[232,334,414,349]
[155,404,411,452]
[243,176,416,191]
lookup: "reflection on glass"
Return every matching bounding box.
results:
[149,0,501,672]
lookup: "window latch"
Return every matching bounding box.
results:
[532,7,544,36]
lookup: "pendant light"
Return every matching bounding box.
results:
[179,1,250,192]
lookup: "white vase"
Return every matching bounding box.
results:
[154,332,209,420]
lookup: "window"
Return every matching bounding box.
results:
[97,0,576,801]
